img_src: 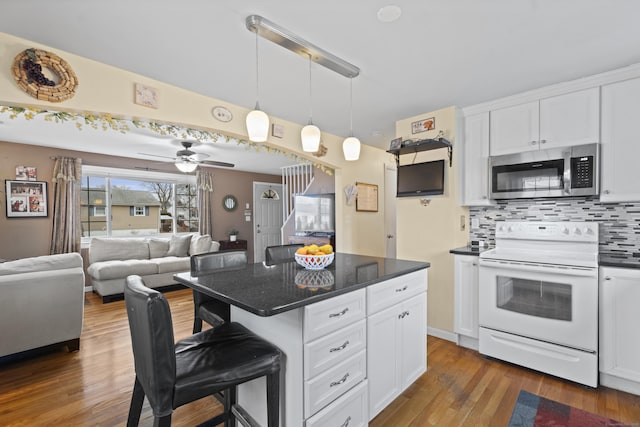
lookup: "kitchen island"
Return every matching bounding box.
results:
[174,253,429,426]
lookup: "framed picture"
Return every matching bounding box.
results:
[389,137,402,151]
[134,83,158,108]
[355,182,378,212]
[15,166,37,181]
[6,180,48,218]
[411,117,435,134]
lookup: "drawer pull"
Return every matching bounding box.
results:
[329,340,350,353]
[398,310,410,319]
[395,285,408,292]
[329,307,349,318]
[341,416,352,427]
[330,372,349,387]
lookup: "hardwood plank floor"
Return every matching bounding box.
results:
[1,289,639,426]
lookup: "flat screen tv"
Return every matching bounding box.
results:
[294,193,335,234]
[397,159,445,197]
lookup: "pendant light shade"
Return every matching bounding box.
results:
[246,31,269,142]
[175,160,198,173]
[343,77,360,161]
[301,55,321,152]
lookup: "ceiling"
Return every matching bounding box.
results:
[1,1,640,169]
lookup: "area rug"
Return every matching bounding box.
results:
[508,390,631,427]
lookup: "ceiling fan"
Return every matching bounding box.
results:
[138,141,234,172]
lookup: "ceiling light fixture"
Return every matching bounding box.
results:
[246,15,360,78]
[377,5,402,23]
[301,54,321,152]
[175,160,198,173]
[343,77,361,161]
[245,31,269,142]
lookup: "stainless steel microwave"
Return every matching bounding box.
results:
[489,143,599,199]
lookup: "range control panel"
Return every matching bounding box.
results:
[495,221,598,242]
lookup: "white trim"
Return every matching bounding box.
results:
[427,327,457,343]
[82,165,196,184]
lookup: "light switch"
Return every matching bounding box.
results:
[471,218,480,229]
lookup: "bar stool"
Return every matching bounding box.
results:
[190,250,247,333]
[124,275,282,427]
[264,244,303,265]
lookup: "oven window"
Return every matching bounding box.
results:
[496,276,572,321]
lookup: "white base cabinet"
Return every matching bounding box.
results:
[453,254,479,349]
[599,267,640,395]
[367,270,428,420]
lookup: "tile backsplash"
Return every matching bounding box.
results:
[468,197,640,257]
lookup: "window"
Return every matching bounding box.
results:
[81,166,197,239]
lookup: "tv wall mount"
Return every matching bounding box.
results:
[387,137,453,167]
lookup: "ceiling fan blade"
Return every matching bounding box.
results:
[199,160,235,168]
[190,153,210,161]
[138,152,176,160]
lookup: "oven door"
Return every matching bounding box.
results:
[478,258,598,352]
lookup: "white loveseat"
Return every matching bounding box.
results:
[0,253,85,358]
[87,234,219,302]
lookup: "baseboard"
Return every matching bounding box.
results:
[600,372,640,396]
[84,286,93,293]
[427,327,456,343]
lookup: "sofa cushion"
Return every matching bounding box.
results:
[89,238,150,263]
[189,234,213,256]
[0,253,82,276]
[149,239,170,258]
[153,256,191,274]
[87,259,158,280]
[166,234,192,257]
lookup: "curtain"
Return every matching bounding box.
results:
[197,169,214,236]
[50,156,82,254]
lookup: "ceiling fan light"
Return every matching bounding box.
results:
[175,160,198,173]
[246,108,269,142]
[301,124,321,152]
[343,136,361,161]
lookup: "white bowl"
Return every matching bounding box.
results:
[294,252,335,270]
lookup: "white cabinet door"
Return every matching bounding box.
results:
[454,255,479,339]
[490,101,539,156]
[599,267,640,384]
[601,77,640,202]
[367,304,400,419]
[399,293,427,390]
[462,112,491,205]
[539,87,600,149]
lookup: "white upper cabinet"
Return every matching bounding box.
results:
[601,77,640,202]
[489,88,600,156]
[462,112,491,205]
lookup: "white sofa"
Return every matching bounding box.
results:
[0,253,85,358]
[87,234,219,302]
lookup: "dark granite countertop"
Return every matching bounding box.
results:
[449,246,492,256]
[599,253,640,269]
[174,253,430,317]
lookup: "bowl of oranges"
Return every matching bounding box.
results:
[294,244,334,270]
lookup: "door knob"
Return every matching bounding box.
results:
[387,234,394,239]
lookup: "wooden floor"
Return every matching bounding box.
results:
[1,289,639,426]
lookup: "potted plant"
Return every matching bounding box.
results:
[228,228,239,242]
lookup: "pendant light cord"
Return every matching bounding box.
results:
[254,31,260,110]
[349,77,354,137]
[308,54,313,125]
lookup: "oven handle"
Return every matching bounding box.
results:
[479,258,597,277]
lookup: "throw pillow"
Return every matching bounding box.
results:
[189,234,213,256]
[166,234,192,257]
[148,239,170,258]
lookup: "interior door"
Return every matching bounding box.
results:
[384,163,397,258]
[253,182,284,263]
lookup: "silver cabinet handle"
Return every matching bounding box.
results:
[531,141,537,145]
[472,263,477,266]
[340,416,352,427]
[540,139,547,144]
[398,310,410,319]
[330,372,349,387]
[395,285,408,293]
[605,277,611,280]
[329,307,349,318]
[329,340,350,353]
[604,190,610,194]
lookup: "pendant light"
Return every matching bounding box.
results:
[343,77,361,161]
[301,54,321,152]
[246,31,269,142]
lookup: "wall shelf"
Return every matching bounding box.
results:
[387,138,453,167]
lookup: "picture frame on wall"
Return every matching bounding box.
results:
[5,180,48,218]
[411,117,435,134]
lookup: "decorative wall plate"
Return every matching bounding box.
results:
[11,48,78,102]
[212,106,233,122]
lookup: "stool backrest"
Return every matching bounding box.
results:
[265,244,303,265]
[190,250,248,275]
[124,275,176,416]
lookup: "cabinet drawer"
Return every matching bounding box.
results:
[304,350,366,418]
[305,319,366,380]
[305,379,368,427]
[367,269,427,315]
[304,289,365,342]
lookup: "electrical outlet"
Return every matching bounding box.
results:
[471,218,480,229]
